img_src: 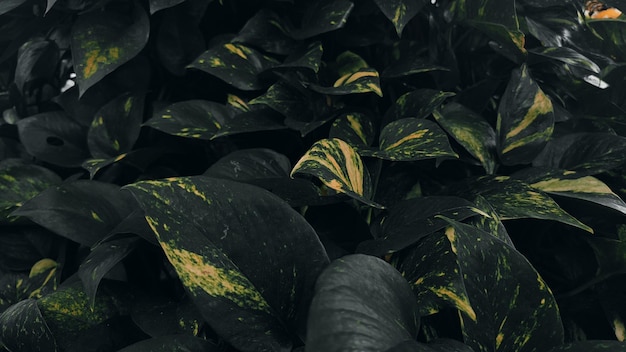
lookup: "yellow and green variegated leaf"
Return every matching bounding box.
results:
[307,254,419,351]
[386,89,456,121]
[188,42,278,90]
[373,0,426,36]
[82,154,128,179]
[0,163,60,221]
[329,112,375,148]
[434,102,497,174]
[124,177,329,351]
[442,219,564,352]
[0,299,57,352]
[22,259,59,300]
[497,64,554,165]
[468,21,526,63]
[361,118,458,161]
[469,196,514,247]
[399,231,476,320]
[311,51,382,97]
[71,4,149,96]
[291,138,381,207]
[469,176,593,233]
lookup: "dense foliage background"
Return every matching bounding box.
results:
[2,0,626,350]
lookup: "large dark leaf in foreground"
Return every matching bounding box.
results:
[0,162,60,221]
[124,176,329,351]
[443,219,564,352]
[547,341,626,351]
[0,299,57,352]
[306,254,419,351]
[118,334,219,352]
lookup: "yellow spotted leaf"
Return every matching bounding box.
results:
[373,0,426,36]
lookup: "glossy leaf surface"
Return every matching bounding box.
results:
[0,163,60,221]
[328,112,375,149]
[306,254,419,352]
[0,299,57,352]
[118,334,219,352]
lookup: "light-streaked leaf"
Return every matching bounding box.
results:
[443,219,564,352]
[529,46,601,74]
[328,112,375,148]
[187,43,277,90]
[291,138,380,207]
[71,4,150,96]
[373,0,426,36]
[469,195,513,247]
[468,21,526,63]
[0,163,61,221]
[434,102,497,174]
[360,118,458,161]
[124,177,329,351]
[0,299,57,352]
[311,51,382,97]
[399,231,476,319]
[306,254,419,351]
[497,64,554,165]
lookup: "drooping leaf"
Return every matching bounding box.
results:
[547,341,626,351]
[497,64,554,165]
[88,92,145,158]
[306,254,419,352]
[310,51,382,97]
[145,100,284,140]
[82,148,162,179]
[0,299,57,352]
[328,112,375,148]
[187,42,277,90]
[118,334,219,352]
[78,237,139,306]
[360,118,458,161]
[586,19,626,62]
[234,9,296,55]
[0,163,61,221]
[290,0,354,39]
[124,176,329,351]
[434,102,497,174]
[11,181,135,246]
[529,46,601,74]
[398,231,476,319]
[71,4,150,96]
[358,196,482,256]
[468,21,526,63]
[373,0,427,36]
[17,111,90,168]
[291,138,380,207]
[386,89,456,121]
[443,219,564,352]
[14,39,59,94]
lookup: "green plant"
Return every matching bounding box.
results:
[2,0,626,350]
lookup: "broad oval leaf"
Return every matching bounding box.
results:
[358,196,482,256]
[497,64,554,165]
[118,334,219,352]
[0,163,61,221]
[306,254,419,352]
[205,148,290,181]
[374,0,426,36]
[0,299,57,352]
[124,176,329,351]
[443,219,564,352]
[88,92,145,159]
[11,180,135,246]
[434,102,497,174]
[17,111,89,168]
[234,9,296,55]
[386,89,456,121]
[361,118,458,161]
[290,0,354,39]
[71,4,150,96]
[291,138,380,207]
[188,42,277,90]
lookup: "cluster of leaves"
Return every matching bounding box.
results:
[2,0,626,350]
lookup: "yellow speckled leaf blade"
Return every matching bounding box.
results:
[312,68,383,97]
[373,0,426,36]
[124,176,329,351]
[399,231,476,320]
[291,138,379,207]
[0,299,57,352]
[71,5,149,96]
[497,65,554,165]
[329,112,375,148]
[0,163,60,221]
[362,118,458,161]
[443,219,564,352]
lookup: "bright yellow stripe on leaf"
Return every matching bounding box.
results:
[347,114,367,144]
[383,129,429,151]
[431,286,476,321]
[333,73,351,87]
[505,90,552,139]
[225,43,247,60]
[345,71,378,84]
[393,4,406,26]
[531,176,613,194]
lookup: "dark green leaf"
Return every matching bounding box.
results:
[530,47,601,74]
[434,102,497,174]
[290,0,354,39]
[399,231,476,319]
[467,21,526,63]
[533,133,626,174]
[0,163,61,221]
[586,237,626,280]
[78,237,139,306]
[17,111,90,168]
[0,299,57,352]
[310,51,382,97]
[118,335,219,352]
[188,42,277,90]
[273,41,323,73]
[131,297,204,337]
[443,219,564,352]
[497,65,554,165]
[306,254,419,352]
[586,19,626,61]
[0,0,28,15]
[329,112,375,148]
[234,9,296,55]
[373,0,427,36]
[71,4,150,96]
[88,92,144,158]
[547,341,626,351]
[11,181,134,246]
[386,89,456,121]
[382,57,448,79]
[0,227,57,272]
[205,148,290,180]
[358,196,482,256]
[149,0,186,14]
[124,176,329,351]
[468,196,513,247]
[14,39,59,93]
[360,118,458,161]
[291,138,380,207]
